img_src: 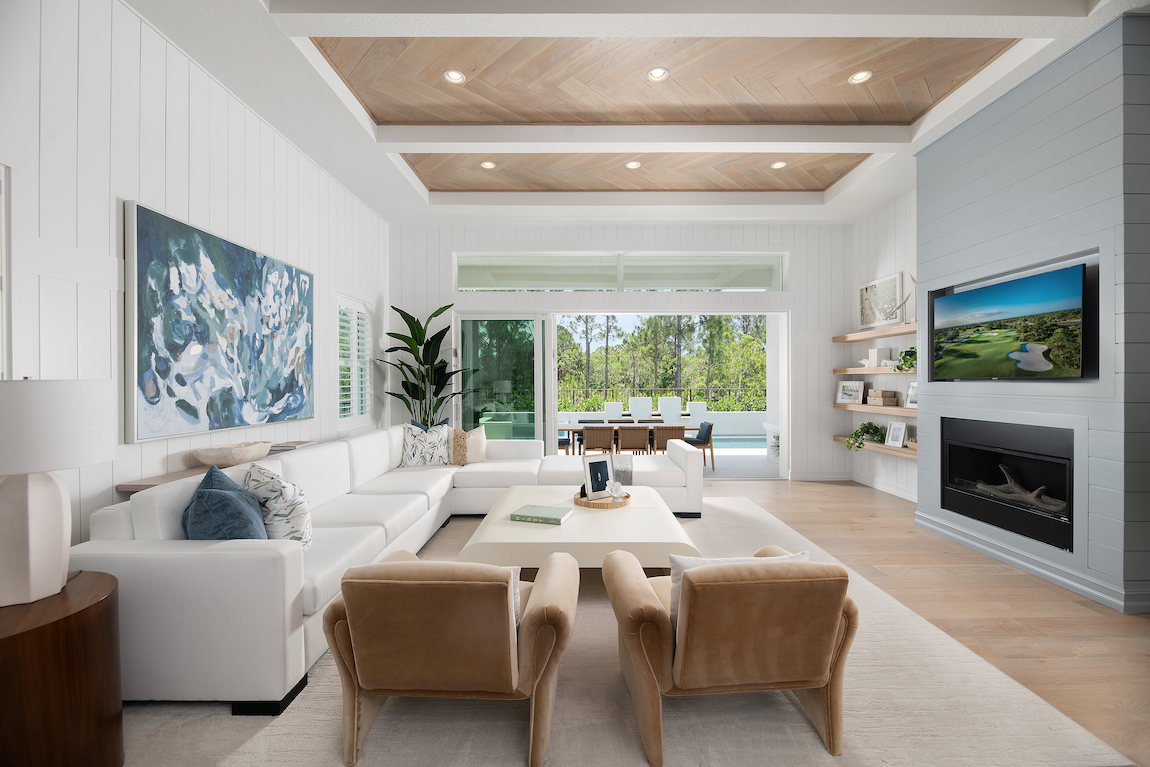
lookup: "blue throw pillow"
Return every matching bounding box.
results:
[182,466,268,541]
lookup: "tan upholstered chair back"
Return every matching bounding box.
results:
[653,425,685,452]
[673,560,850,691]
[618,425,650,453]
[340,560,519,694]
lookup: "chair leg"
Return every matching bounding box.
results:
[618,632,665,767]
[528,659,562,767]
[793,683,842,756]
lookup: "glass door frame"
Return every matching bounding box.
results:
[452,311,554,451]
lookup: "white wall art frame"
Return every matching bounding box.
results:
[858,272,903,329]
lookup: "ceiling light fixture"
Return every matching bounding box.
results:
[848,70,873,85]
[443,70,466,84]
[625,161,642,169]
[480,161,496,169]
[647,67,670,83]
[771,161,788,169]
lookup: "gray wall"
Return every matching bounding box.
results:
[916,15,1148,612]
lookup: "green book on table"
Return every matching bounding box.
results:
[510,504,574,525]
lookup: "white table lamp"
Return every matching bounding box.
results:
[0,379,115,606]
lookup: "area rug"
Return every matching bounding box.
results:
[121,497,1133,767]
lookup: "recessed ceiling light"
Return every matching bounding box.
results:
[647,67,670,83]
[443,70,466,84]
[480,161,496,169]
[848,70,873,85]
[625,161,642,169]
[771,161,788,169]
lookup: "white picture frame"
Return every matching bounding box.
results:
[885,421,907,448]
[858,272,903,329]
[583,453,616,500]
[835,380,864,405]
[906,381,919,409]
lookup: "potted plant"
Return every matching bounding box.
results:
[892,347,917,372]
[382,304,473,428]
[845,421,886,451]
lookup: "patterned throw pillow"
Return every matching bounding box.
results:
[246,463,313,550]
[451,428,469,466]
[401,423,452,467]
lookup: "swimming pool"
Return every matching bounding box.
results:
[711,435,771,450]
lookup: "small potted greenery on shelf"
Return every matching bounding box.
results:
[846,421,886,451]
[892,347,917,372]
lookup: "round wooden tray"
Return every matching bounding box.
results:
[574,493,631,509]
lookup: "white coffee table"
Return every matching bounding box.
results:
[458,485,700,568]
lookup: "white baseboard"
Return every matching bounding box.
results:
[788,471,853,482]
[916,510,1141,613]
[853,474,918,502]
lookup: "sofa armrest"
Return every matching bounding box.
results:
[516,552,579,695]
[89,501,134,540]
[754,545,792,558]
[666,440,703,513]
[602,549,674,693]
[486,439,544,460]
[68,539,306,702]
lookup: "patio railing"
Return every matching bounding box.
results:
[557,387,766,413]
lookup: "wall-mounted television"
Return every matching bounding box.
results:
[930,263,1093,381]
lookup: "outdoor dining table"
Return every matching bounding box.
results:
[555,423,702,433]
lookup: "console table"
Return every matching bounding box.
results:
[0,571,123,766]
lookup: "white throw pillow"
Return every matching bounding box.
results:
[668,550,811,631]
[466,425,488,464]
[401,423,452,467]
[245,463,313,550]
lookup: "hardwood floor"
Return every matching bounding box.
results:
[705,479,1150,767]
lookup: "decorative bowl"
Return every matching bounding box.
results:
[192,441,272,468]
[574,492,631,509]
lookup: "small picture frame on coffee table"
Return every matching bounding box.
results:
[583,453,615,500]
[885,421,907,448]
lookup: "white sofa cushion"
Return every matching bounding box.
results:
[633,455,686,487]
[453,459,541,488]
[351,466,458,506]
[486,440,544,460]
[302,526,388,616]
[537,455,585,486]
[278,443,352,508]
[131,460,282,541]
[89,502,134,540]
[311,493,428,545]
[344,430,390,490]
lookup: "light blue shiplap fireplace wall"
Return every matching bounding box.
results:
[915,15,1150,612]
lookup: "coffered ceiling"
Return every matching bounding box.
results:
[123,0,1142,221]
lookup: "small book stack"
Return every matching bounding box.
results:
[268,441,317,454]
[509,504,574,525]
[867,389,898,406]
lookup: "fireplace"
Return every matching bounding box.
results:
[941,418,1073,551]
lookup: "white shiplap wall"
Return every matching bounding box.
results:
[846,191,919,501]
[0,0,388,542]
[915,16,1146,611]
[389,222,856,482]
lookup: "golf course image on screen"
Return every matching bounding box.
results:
[932,265,1083,379]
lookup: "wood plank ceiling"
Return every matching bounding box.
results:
[404,152,871,192]
[313,36,1017,192]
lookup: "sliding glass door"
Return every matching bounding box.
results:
[457,316,547,443]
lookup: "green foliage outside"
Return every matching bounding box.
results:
[933,309,1082,379]
[557,314,768,412]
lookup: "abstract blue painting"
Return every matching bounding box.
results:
[128,204,313,442]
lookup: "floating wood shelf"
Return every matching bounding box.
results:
[833,435,918,460]
[832,322,917,344]
[832,366,917,375]
[833,403,918,417]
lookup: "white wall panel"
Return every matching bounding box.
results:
[0,0,388,533]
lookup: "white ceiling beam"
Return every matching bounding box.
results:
[268,0,1093,13]
[272,12,1086,39]
[376,124,911,154]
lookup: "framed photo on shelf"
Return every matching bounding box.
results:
[885,421,907,448]
[835,380,864,405]
[583,453,615,500]
[858,272,903,329]
[906,381,919,409]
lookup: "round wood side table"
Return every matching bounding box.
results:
[0,570,123,767]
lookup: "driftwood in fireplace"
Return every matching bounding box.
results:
[975,464,1068,514]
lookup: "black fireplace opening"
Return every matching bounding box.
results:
[941,418,1073,551]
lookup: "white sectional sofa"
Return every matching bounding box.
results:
[68,425,702,710]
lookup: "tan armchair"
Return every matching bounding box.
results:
[323,551,580,766]
[603,547,859,766]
